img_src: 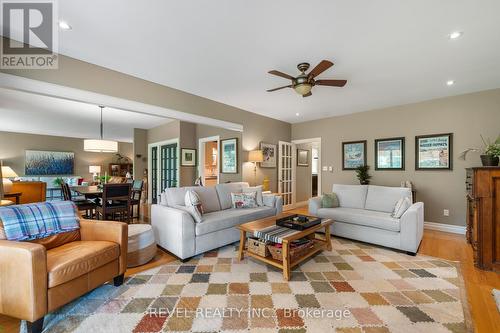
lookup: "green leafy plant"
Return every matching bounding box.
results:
[459,134,500,159]
[355,165,372,185]
[99,175,111,183]
[53,177,65,187]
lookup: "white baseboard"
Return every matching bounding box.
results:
[424,221,466,235]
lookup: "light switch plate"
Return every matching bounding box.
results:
[328,166,333,172]
[322,166,328,171]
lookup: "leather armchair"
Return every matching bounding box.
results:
[0,219,127,333]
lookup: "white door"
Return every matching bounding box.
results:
[278,141,296,210]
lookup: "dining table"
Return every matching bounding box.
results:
[72,185,103,197]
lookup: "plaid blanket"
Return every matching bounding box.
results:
[0,201,80,241]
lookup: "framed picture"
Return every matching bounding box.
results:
[221,138,238,173]
[342,140,367,170]
[25,150,75,175]
[415,133,453,170]
[260,142,276,168]
[297,149,309,167]
[181,148,197,166]
[375,137,405,170]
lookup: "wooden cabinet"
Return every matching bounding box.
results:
[11,181,47,204]
[466,167,500,271]
[109,163,133,177]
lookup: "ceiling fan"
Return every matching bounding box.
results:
[267,60,347,97]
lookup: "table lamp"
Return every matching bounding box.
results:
[248,150,264,185]
[89,165,101,182]
[1,166,18,193]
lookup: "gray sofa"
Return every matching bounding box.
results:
[151,182,283,260]
[309,184,424,254]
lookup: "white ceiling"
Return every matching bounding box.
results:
[54,1,500,123]
[0,88,173,142]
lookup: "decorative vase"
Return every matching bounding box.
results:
[480,155,499,166]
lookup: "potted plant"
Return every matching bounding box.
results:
[355,165,372,185]
[53,177,65,187]
[459,135,500,166]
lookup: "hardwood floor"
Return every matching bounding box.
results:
[1,206,499,332]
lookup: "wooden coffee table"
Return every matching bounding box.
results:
[237,212,333,280]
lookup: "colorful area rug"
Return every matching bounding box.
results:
[38,238,472,333]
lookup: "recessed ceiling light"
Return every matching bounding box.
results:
[448,31,463,40]
[59,21,72,30]
[295,113,300,116]
[446,80,455,86]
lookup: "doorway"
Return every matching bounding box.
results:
[148,138,179,204]
[198,136,220,186]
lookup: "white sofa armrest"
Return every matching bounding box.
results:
[399,202,424,253]
[263,194,283,214]
[308,196,322,216]
[151,204,196,259]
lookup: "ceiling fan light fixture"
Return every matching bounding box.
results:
[294,83,312,96]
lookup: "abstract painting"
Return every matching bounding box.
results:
[342,140,367,170]
[25,150,74,175]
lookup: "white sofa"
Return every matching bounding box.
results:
[152,182,283,260]
[309,184,424,254]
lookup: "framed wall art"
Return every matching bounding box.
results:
[297,149,309,167]
[25,150,75,175]
[260,142,276,168]
[221,138,238,174]
[375,137,405,170]
[342,140,367,170]
[415,133,453,170]
[181,148,197,166]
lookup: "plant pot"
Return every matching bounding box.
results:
[359,180,370,185]
[480,155,499,166]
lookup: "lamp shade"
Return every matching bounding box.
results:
[294,83,312,95]
[1,166,18,178]
[89,165,101,174]
[248,150,264,163]
[84,139,118,153]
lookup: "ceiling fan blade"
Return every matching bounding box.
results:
[268,70,295,80]
[315,79,347,87]
[303,91,312,98]
[308,60,333,78]
[266,85,292,92]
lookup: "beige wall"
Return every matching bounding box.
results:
[292,88,500,226]
[147,120,180,144]
[2,51,291,192]
[295,143,312,203]
[179,121,197,186]
[0,131,133,180]
[133,128,148,179]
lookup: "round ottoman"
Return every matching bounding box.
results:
[127,224,156,267]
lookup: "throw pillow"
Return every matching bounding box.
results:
[231,192,258,209]
[184,190,204,223]
[321,193,339,208]
[391,197,412,218]
[243,185,264,206]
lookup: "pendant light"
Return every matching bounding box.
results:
[84,106,118,153]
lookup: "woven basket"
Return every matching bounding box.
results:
[267,241,313,261]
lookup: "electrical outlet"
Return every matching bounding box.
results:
[443,209,449,217]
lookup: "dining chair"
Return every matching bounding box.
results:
[61,182,97,218]
[96,183,132,222]
[129,180,143,219]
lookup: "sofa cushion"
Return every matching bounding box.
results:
[185,190,204,223]
[332,184,368,209]
[243,185,263,206]
[317,207,400,232]
[195,206,275,236]
[47,240,119,288]
[364,185,412,213]
[163,186,221,213]
[216,182,249,210]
